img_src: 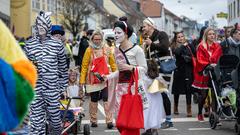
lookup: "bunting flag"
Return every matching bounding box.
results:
[0,20,37,132]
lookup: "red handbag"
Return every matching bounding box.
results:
[116,68,144,129]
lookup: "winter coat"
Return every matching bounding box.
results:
[76,36,89,66]
[146,29,170,59]
[172,43,194,94]
[145,29,170,75]
[192,42,222,89]
[220,37,240,58]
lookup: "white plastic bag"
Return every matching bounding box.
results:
[72,44,79,56]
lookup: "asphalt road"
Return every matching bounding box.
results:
[78,95,237,135]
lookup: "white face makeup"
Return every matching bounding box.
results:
[114,27,125,43]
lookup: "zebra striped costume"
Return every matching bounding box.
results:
[24,11,68,135]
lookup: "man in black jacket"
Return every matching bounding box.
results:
[143,17,173,129]
[76,29,94,68]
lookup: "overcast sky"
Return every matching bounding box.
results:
[159,0,228,28]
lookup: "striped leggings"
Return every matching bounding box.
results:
[30,93,62,135]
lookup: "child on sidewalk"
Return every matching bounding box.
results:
[65,69,84,108]
[142,60,168,135]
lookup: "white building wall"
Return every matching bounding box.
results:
[164,15,175,39]
[87,16,97,30]
[151,17,164,31]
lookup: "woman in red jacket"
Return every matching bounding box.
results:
[192,27,222,121]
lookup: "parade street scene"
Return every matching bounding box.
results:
[1,0,240,135]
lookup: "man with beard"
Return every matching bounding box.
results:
[24,11,68,135]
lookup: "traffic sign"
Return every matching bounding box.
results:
[217,12,228,19]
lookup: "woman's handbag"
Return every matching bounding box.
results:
[116,68,144,130]
[158,47,176,74]
[148,79,168,93]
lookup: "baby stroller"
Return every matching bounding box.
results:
[232,62,240,134]
[59,96,90,135]
[202,55,239,129]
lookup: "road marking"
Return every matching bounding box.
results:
[172,118,207,122]
[82,119,116,124]
[104,129,118,132]
[188,128,211,131]
[81,118,204,124]
[98,103,106,117]
[162,128,178,131]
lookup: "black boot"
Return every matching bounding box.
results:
[107,122,114,129]
[152,129,159,135]
[141,129,152,135]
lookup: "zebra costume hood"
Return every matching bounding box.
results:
[35,10,52,37]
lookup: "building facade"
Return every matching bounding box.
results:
[228,0,240,25]
[10,0,113,38]
[11,0,64,38]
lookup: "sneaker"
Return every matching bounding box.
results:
[91,122,98,127]
[107,122,114,129]
[198,114,204,121]
[217,122,222,126]
[161,121,173,129]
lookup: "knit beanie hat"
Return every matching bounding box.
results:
[51,25,65,36]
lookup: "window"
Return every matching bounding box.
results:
[238,0,240,17]
[229,4,231,21]
[47,0,55,13]
[136,2,140,11]
[42,0,46,10]
[32,0,40,10]
[57,0,63,12]
[230,3,233,20]
[234,1,236,19]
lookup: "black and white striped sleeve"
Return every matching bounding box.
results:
[58,43,68,93]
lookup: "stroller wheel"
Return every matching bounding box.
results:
[209,112,218,129]
[235,123,238,133]
[193,92,199,104]
[83,124,90,135]
[235,121,240,135]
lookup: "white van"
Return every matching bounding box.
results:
[102,29,115,40]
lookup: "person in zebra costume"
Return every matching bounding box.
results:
[24,11,68,135]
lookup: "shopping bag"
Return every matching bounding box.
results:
[116,68,144,129]
[136,70,149,110]
[72,44,79,56]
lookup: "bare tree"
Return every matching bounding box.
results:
[61,0,94,40]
